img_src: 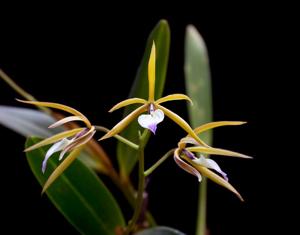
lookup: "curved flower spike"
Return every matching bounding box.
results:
[100,42,197,140]
[19,100,96,192]
[174,121,252,201]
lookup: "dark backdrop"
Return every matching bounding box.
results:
[0,4,288,235]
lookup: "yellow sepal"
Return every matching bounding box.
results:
[193,163,244,201]
[155,94,193,105]
[148,42,156,102]
[100,104,148,140]
[109,98,146,112]
[194,121,247,134]
[157,105,208,147]
[17,99,92,128]
[42,147,82,194]
[24,128,84,152]
[186,146,252,159]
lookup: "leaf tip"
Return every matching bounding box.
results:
[186,25,206,51]
[159,19,168,25]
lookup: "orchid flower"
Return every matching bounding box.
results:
[174,121,252,200]
[19,100,96,174]
[100,42,207,146]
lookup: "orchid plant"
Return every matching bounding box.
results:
[0,20,251,235]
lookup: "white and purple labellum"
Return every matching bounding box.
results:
[193,155,229,181]
[138,104,164,134]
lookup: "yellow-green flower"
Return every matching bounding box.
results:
[174,121,252,200]
[100,42,207,146]
[19,100,96,192]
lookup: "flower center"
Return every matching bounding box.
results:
[182,149,197,160]
[149,103,155,115]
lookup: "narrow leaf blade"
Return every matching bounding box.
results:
[184,25,212,137]
[26,137,125,235]
[184,25,213,235]
[0,105,62,138]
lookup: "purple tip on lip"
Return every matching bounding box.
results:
[222,173,229,182]
[147,124,157,134]
[74,128,88,139]
[183,149,197,160]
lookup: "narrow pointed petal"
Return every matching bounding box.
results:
[59,128,96,161]
[178,136,198,149]
[157,104,209,147]
[24,128,84,152]
[180,137,199,146]
[100,104,148,140]
[194,121,247,134]
[67,130,96,153]
[42,147,82,194]
[174,149,202,181]
[109,98,147,112]
[42,138,71,173]
[193,163,243,201]
[138,109,164,134]
[52,113,112,170]
[48,116,84,128]
[155,94,193,105]
[186,146,252,159]
[17,99,92,128]
[148,42,156,101]
[193,155,228,181]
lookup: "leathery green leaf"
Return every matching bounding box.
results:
[117,19,170,177]
[26,137,125,235]
[185,25,212,139]
[184,25,212,235]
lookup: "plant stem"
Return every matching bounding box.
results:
[108,169,156,227]
[95,126,139,150]
[144,148,175,177]
[125,133,147,234]
[196,178,207,235]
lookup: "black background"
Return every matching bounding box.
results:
[0,3,291,235]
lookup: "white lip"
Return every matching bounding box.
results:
[138,109,164,133]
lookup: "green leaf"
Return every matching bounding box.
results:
[117,20,170,177]
[0,105,63,138]
[184,25,213,140]
[135,226,186,235]
[0,106,103,171]
[26,137,125,235]
[184,25,213,235]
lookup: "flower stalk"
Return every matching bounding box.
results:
[144,149,175,177]
[125,132,147,234]
[95,126,139,150]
